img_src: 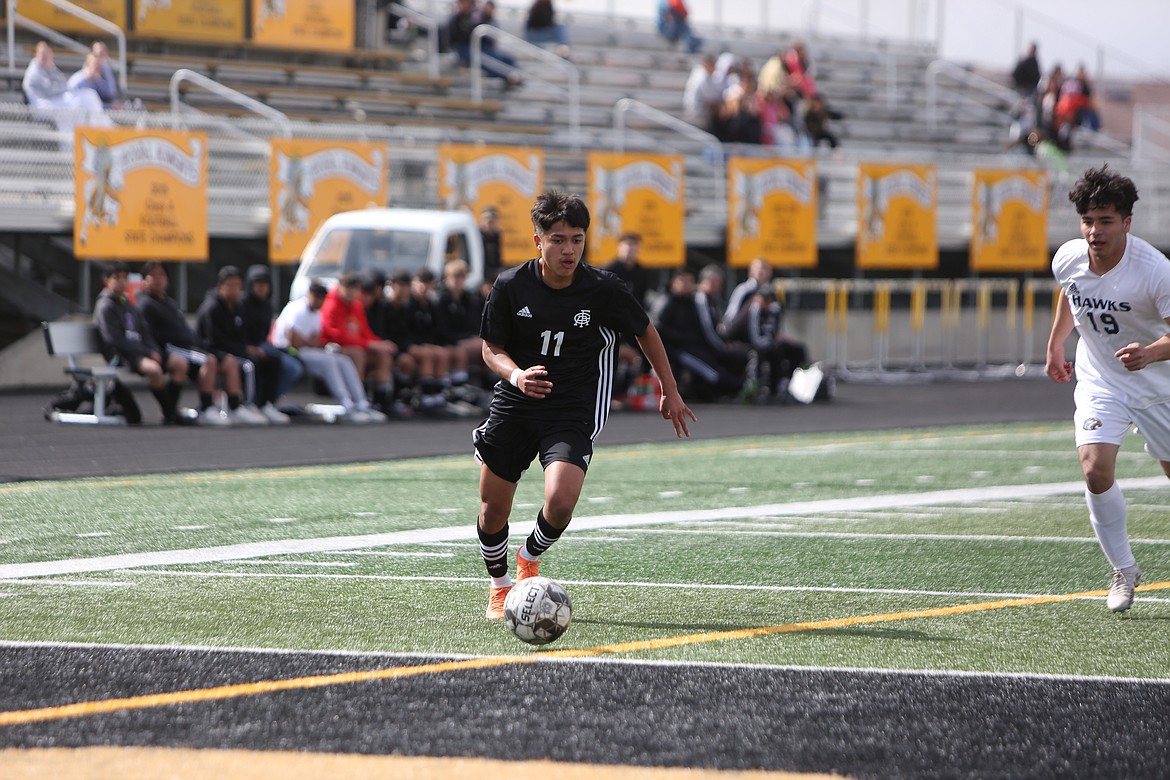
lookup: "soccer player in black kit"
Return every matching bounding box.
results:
[474,191,697,619]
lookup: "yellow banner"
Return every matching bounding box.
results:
[133,0,245,43]
[20,0,126,32]
[74,127,208,261]
[252,0,354,52]
[587,152,685,268]
[438,144,544,268]
[856,163,938,270]
[727,157,817,269]
[269,138,389,264]
[970,168,1049,272]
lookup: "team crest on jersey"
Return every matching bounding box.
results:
[1083,417,1103,431]
[573,310,591,328]
[1068,282,1080,296]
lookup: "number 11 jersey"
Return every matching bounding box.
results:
[480,259,650,434]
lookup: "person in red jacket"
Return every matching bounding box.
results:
[319,271,398,412]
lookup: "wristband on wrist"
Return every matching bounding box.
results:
[509,367,523,387]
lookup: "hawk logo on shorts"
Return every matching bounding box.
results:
[573,310,591,328]
[1083,417,1104,430]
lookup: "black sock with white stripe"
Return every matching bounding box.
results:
[521,509,566,561]
[478,521,510,580]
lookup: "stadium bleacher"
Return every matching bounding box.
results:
[0,2,1165,317]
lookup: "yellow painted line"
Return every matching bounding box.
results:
[0,746,843,780]
[0,655,537,727]
[2,579,1166,729]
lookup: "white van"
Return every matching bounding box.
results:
[289,207,485,300]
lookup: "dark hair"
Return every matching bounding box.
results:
[338,271,362,288]
[1069,165,1139,217]
[216,265,242,284]
[414,268,435,284]
[308,280,328,297]
[389,270,412,285]
[531,190,590,235]
[103,261,129,278]
[141,260,165,276]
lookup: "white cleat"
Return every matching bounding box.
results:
[260,402,291,425]
[1106,567,1141,613]
[230,404,270,425]
[198,407,233,427]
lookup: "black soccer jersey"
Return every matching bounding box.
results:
[480,259,650,433]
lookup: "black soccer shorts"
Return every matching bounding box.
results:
[473,412,594,483]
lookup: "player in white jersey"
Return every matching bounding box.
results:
[1046,165,1170,613]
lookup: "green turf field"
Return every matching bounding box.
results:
[3,421,1169,679]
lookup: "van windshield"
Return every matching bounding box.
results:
[302,227,434,279]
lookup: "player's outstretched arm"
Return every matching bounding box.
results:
[1046,291,1075,383]
[635,323,698,438]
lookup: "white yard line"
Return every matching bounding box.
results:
[1,476,1166,580]
[121,569,1170,605]
[618,528,1170,545]
[0,637,1166,686]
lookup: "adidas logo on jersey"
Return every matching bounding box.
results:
[517,306,533,318]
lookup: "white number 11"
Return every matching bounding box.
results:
[540,330,564,357]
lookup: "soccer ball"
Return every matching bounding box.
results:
[504,576,573,645]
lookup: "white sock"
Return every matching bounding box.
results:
[1086,482,1137,571]
[518,545,538,562]
[491,574,512,589]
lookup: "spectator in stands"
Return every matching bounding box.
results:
[448,0,521,87]
[683,54,722,132]
[437,259,485,387]
[759,85,807,150]
[195,266,280,425]
[804,93,842,150]
[320,271,398,414]
[83,41,121,107]
[657,0,701,54]
[137,260,253,427]
[723,257,772,328]
[783,40,817,99]
[1058,64,1101,132]
[93,262,185,424]
[725,285,807,403]
[479,206,503,276]
[22,42,111,137]
[757,49,786,97]
[654,269,744,401]
[239,264,301,422]
[603,232,653,311]
[719,71,763,144]
[1037,64,1070,151]
[272,281,387,423]
[524,0,571,59]
[1012,42,1041,98]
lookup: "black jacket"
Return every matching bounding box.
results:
[93,288,158,364]
[138,292,204,350]
[195,291,249,357]
[239,265,275,346]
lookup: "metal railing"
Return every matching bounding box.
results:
[613,96,726,210]
[169,69,291,139]
[6,0,127,95]
[470,23,580,147]
[924,59,1017,132]
[387,1,441,80]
